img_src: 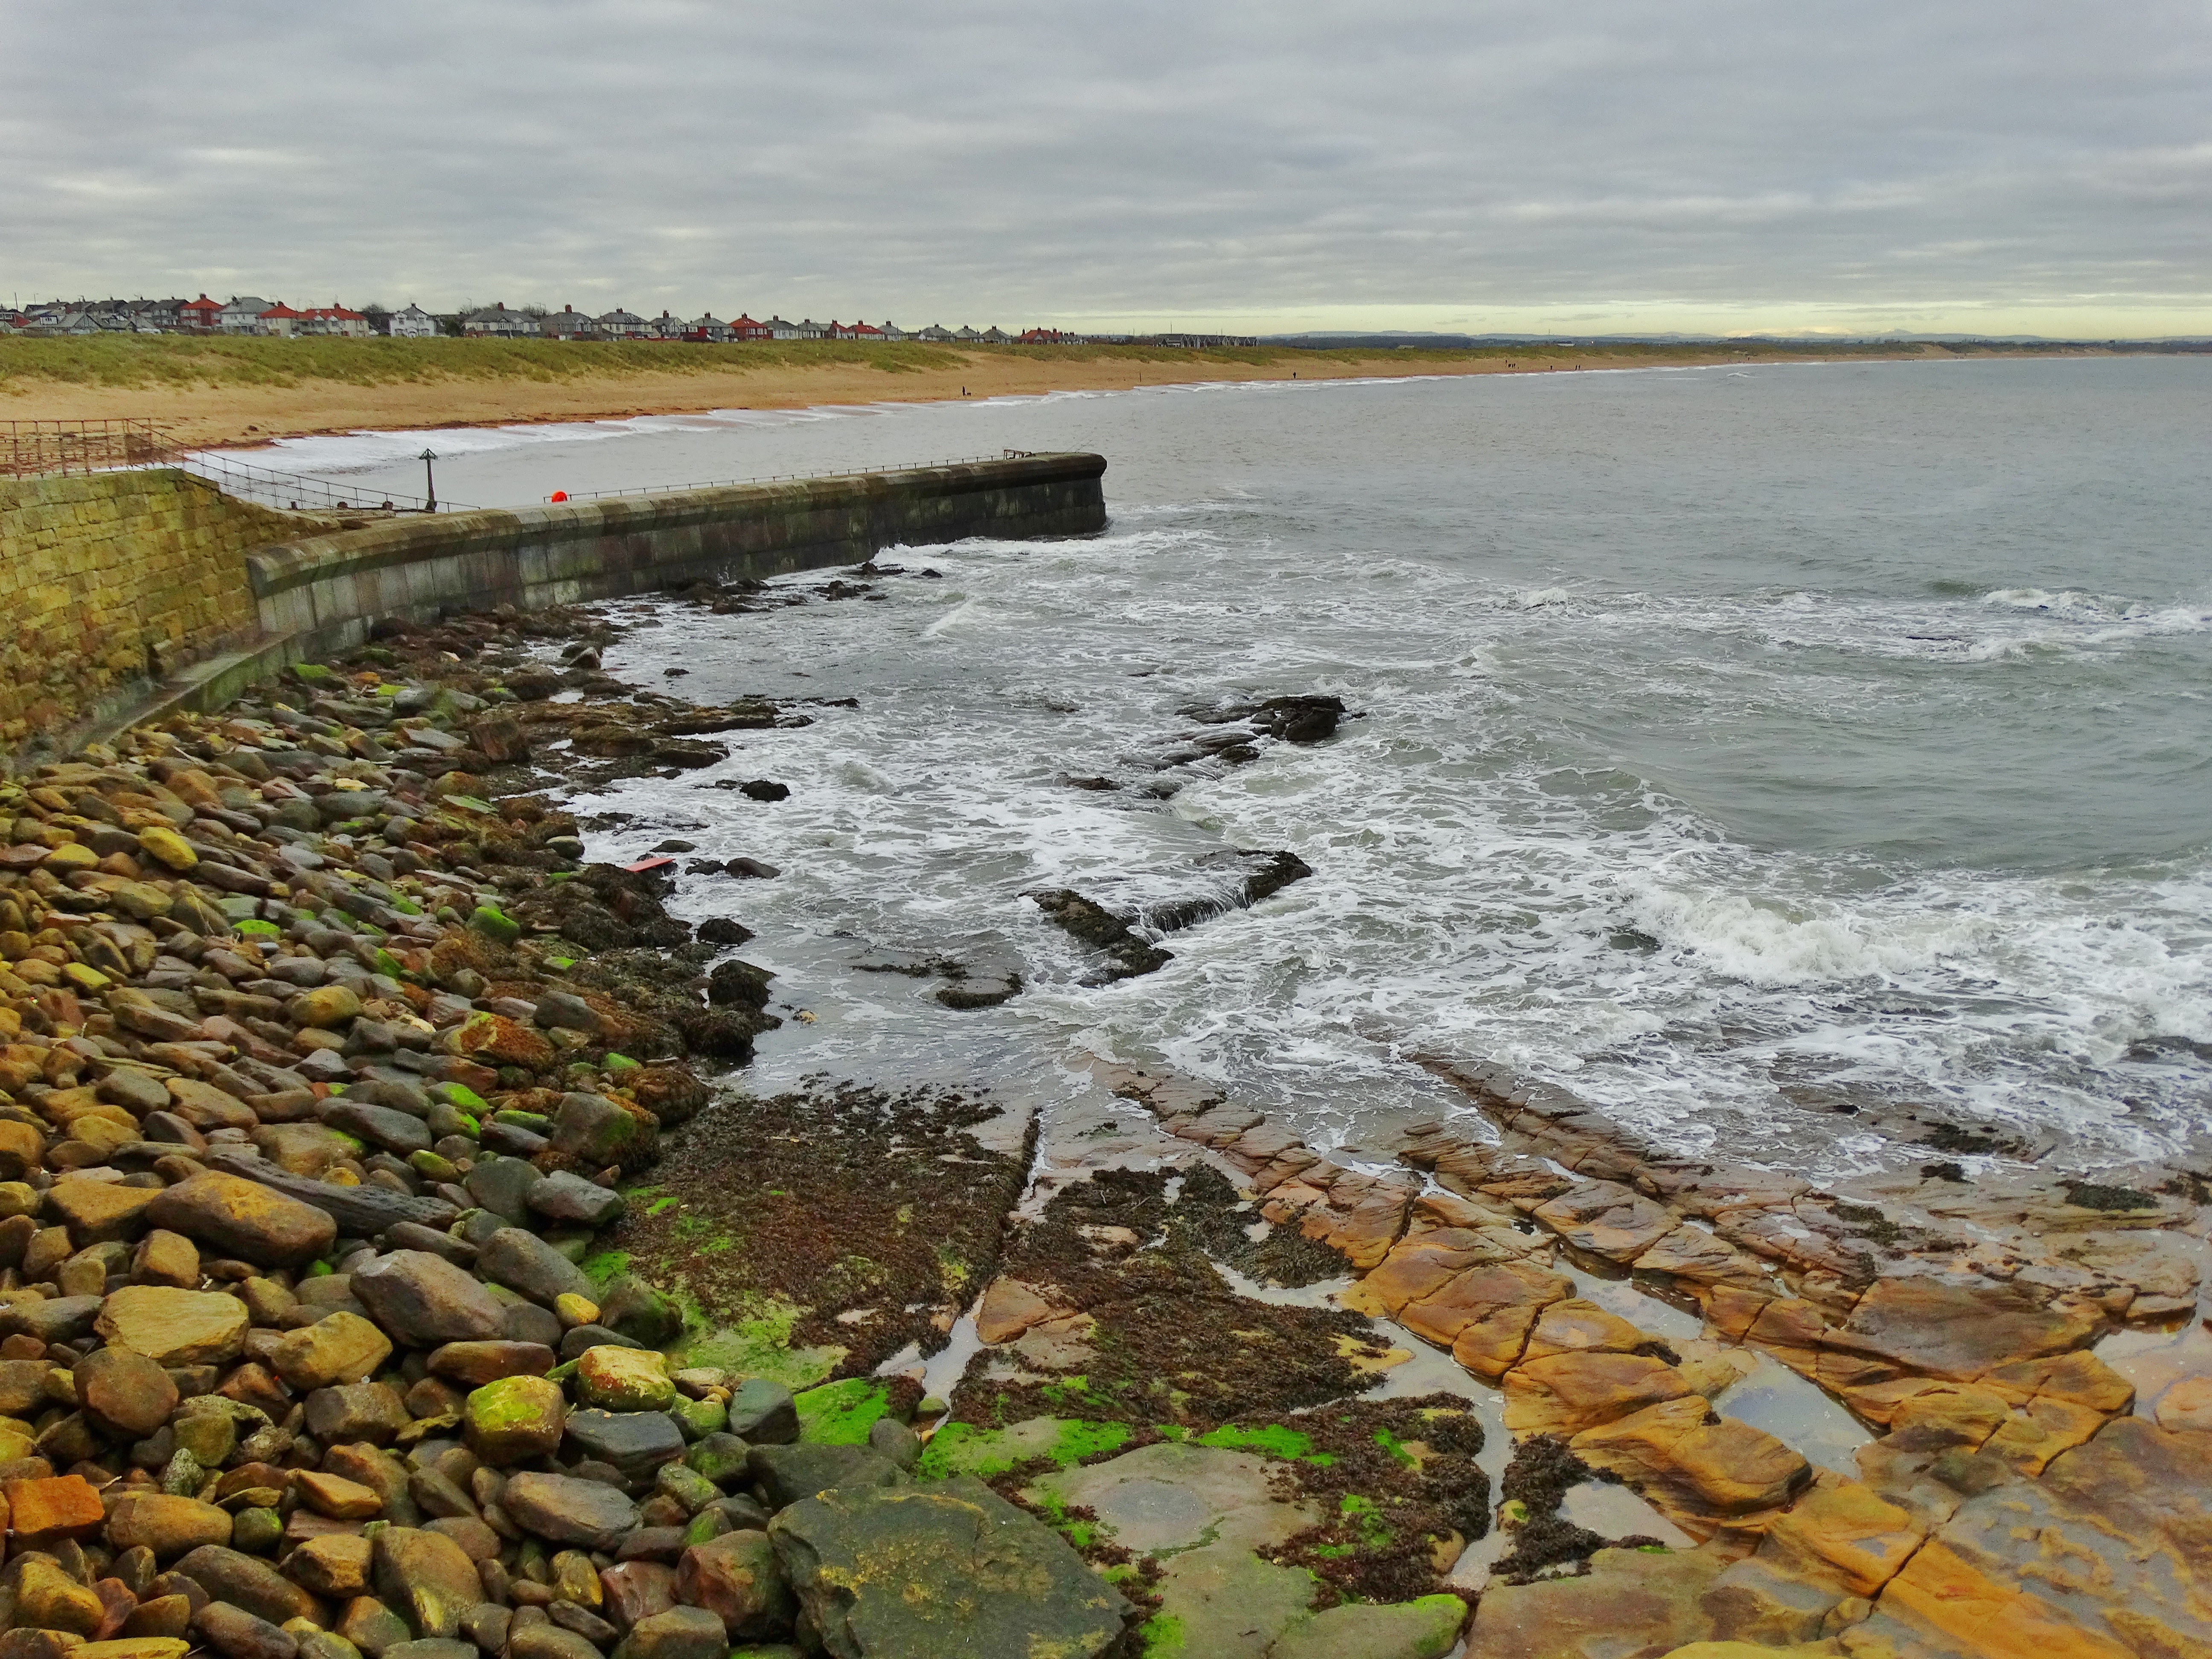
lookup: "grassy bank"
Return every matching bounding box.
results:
[0,332,2155,451]
[0,331,1966,396]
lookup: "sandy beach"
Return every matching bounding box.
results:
[0,340,1986,451]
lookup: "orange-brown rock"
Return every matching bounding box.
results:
[973,1278,1064,1345]
[1399,1260,1570,1380]
[1852,1539,2136,1659]
[145,1171,336,1267]
[1571,1397,1811,1529]
[6,1473,106,1545]
[1757,1481,1925,1598]
[1520,1297,1653,1362]
[1831,1277,2098,1384]
[1341,1228,1516,1318]
[1503,1351,1695,1435]
[1532,1180,1679,1262]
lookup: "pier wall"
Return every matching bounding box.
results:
[0,453,1106,752]
[246,452,1107,662]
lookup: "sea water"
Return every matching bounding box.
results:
[276,358,2212,1181]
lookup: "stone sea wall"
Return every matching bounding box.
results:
[0,475,315,752]
[245,454,1109,665]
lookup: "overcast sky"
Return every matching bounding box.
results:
[4,0,2207,336]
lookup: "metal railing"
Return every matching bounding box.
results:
[1,416,464,514]
[175,448,464,515]
[7,419,1036,514]
[536,449,1042,504]
[2,419,168,477]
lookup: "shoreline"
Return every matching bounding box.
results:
[0,513,2206,1653]
[0,338,2151,453]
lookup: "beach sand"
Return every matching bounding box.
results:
[0,343,1964,451]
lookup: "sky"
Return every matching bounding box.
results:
[4,0,2209,338]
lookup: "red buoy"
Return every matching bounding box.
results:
[550,490,569,502]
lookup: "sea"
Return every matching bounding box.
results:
[263,357,2212,1184]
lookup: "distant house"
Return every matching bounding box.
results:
[595,309,652,339]
[767,317,825,340]
[876,320,909,341]
[978,326,1010,344]
[684,314,731,343]
[1018,327,1074,344]
[256,302,306,338]
[539,305,596,340]
[128,298,184,331]
[298,304,370,338]
[728,314,771,341]
[463,303,535,338]
[178,294,224,333]
[389,303,439,339]
[917,323,956,343]
[648,311,689,340]
[218,297,271,333]
[953,326,982,343]
[830,320,884,341]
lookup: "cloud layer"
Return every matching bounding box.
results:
[6,0,2209,333]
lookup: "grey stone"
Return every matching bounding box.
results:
[726,1379,797,1446]
[564,1409,687,1478]
[867,1417,921,1472]
[501,1471,641,1551]
[611,1606,728,1659]
[747,1444,906,1511]
[526,1171,626,1229]
[352,1250,509,1345]
[321,1099,433,1156]
[462,1158,540,1224]
[476,1228,596,1307]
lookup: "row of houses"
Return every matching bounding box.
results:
[0,294,375,337]
[0,293,1254,349]
[457,301,1081,345]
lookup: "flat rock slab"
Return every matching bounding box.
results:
[770,1476,1129,1659]
[1467,1546,1724,1659]
[1032,1441,1318,1555]
[1144,1541,1317,1659]
[1266,1595,1469,1659]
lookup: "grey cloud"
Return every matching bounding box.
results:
[2,0,2207,327]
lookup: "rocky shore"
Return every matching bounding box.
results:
[0,582,2203,1659]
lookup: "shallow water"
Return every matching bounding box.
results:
[300,358,2212,1179]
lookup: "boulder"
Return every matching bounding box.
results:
[576,1347,676,1412]
[272,1313,393,1391]
[769,1476,1128,1659]
[146,1173,335,1267]
[550,1093,656,1169]
[608,1608,727,1659]
[352,1251,509,1345]
[75,1345,179,1438]
[1267,1597,1468,1659]
[7,1474,110,1546]
[565,1409,687,1478]
[674,1531,795,1641]
[284,1534,374,1598]
[96,1287,249,1367]
[475,1228,596,1307]
[172,1545,323,1626]
[14,1556,105,1634]
[748,1444,908,1511]
[428,1339,556,1386]
[726,1379,799,1446]
[192,1604,294,1659]
[371,1527,482,1639]
[527,1171,626,1229]
[105,1494,233,1559]
[501,1472,641,1551]
[464,1375,566,1465]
